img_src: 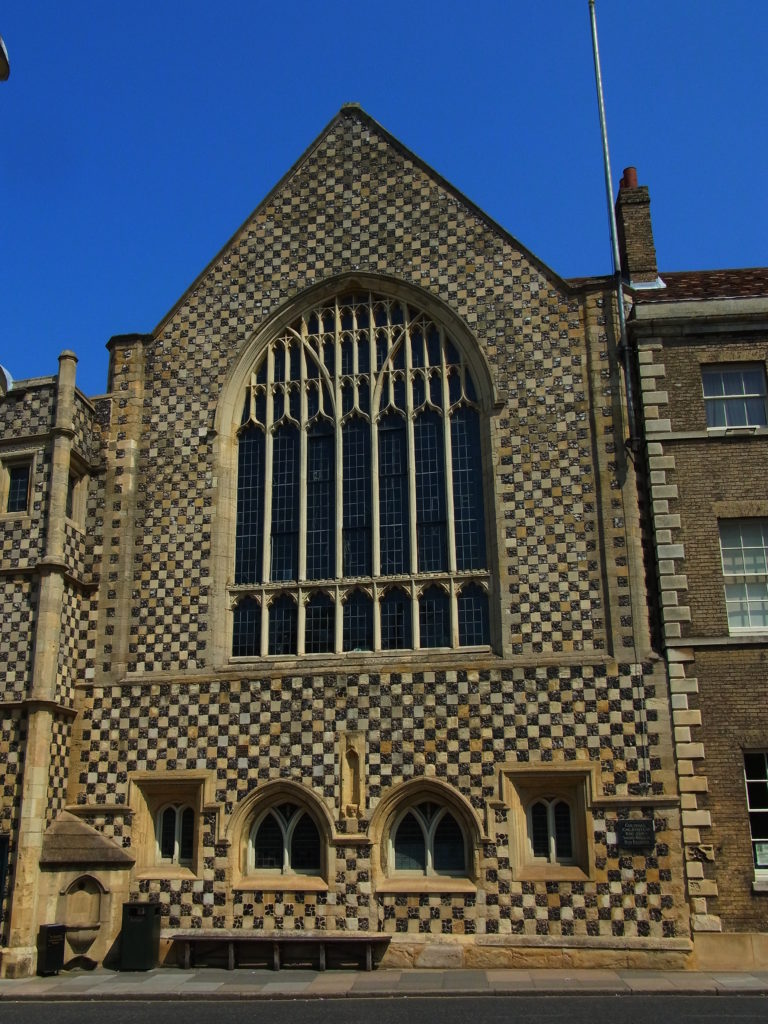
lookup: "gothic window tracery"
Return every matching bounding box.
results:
[232,290,490,656]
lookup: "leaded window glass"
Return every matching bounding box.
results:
[232,290,490,655]
[250,804,322,875]
[392,801,466,876]
[380,587,411,650]
[458,583,489,646]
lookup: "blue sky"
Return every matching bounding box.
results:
[1,2,765,397]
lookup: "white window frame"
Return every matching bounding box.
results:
[702,363,768,431]
[719,519,768,634]
[247,805,323,877]
[389,802,467,878]
[744,752,768,878]
[155,803,195,866]
[525,796,575,866]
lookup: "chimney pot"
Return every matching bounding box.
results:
[621,166,638,190]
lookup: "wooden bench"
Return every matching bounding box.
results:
[168,930,390,972]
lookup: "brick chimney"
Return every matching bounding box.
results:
[615,167,659,287]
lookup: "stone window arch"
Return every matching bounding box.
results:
[224,286,494,658]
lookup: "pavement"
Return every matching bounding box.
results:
[1,966,768,1000]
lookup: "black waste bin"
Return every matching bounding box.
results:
[120,902,162,971]
[37,924,66,976]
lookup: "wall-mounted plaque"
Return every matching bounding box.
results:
[616,818,655,850]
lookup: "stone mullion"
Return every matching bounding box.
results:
[333,300,344,644]
[261,345,275,586]
[373,582,381,650]
[370,294,381,579]
[449,577,458,648]
[404,308,418,576]
[298,336,308,586]
[259,588,268,656]
[440,329,457,577]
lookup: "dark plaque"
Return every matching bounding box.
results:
[616,818,655,850]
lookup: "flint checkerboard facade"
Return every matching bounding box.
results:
[0,107,693,975]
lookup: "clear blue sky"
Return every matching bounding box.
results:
[1,2,765,397]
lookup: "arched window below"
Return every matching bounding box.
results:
[391,801,466,877]
[249,803,322,875]
[156,805,195,865]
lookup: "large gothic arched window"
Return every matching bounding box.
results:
[232,291,490,656]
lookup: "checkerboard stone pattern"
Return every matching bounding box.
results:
[0,710,26,940]
[57,583,95,709]
[0,383,55,442]
[104,107,635,676]
[73,392,105,466]
[76,661,682,938]
[0,578,38,702]
[46,716,73,826]
[0,449,51,569]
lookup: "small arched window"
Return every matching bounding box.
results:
[231,291,491,656]
[156,805,195,865]
[391,801,466,876]
[527,798,573,864]
[249,802,322,875]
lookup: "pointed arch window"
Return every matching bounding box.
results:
[250,802,322,875]
[392,801,466,876]
[231,291,491,656]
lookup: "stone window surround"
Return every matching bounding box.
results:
[502,763,596,883]
[210,273,502,669]
[0,448,37,517]
[128,770,218,881]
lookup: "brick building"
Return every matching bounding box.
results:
[626,185,768,968]
[0,106,694,975]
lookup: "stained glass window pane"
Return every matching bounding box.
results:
[379,416,409,575]
[530,801,549,858]
[180,807,195,862]
[451,407,486,570]
[458,584,489,646]
[7,464,30,514]
[305,594,334,654]
[419,586,450,648]
[270,425,300,581]
[554,801,572,859]
[343,591,373,651]
[290,814,321,872]
[160,807,176,860]
[381,588,411,650]
[306,426,334,580]
[433,813,465,873]
[414,412,447,572]
[233,598,261,657]
[343,419,371,576]
[235,429,265,587]
[268,595,297,655]
[253,813,283,870]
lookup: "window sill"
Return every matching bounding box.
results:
[234,875,329,892]
[134,867,199,881]
[376,877,477,895]
[513,865,592,883]
[0,511,31,521]
[752,877,768,893]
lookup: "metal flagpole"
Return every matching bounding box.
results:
[587,0,639,451]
